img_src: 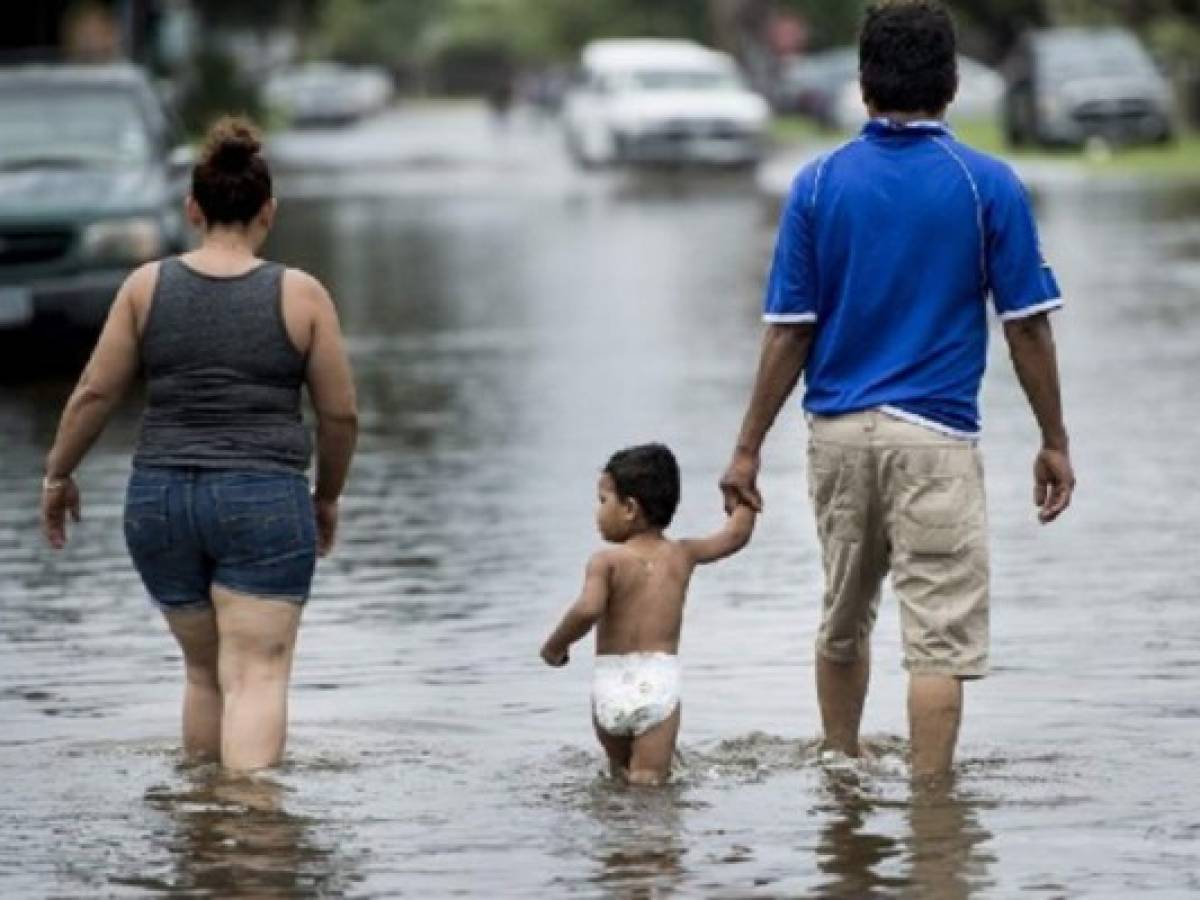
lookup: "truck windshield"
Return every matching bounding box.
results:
[0,89,152,170]
[1042,34,1155,80]
[626,69,741,91]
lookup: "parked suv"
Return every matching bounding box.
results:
[1003,28,1175,147]
[562,39,770,169]
[0,64,191,332]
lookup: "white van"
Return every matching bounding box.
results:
[562,39,770,168]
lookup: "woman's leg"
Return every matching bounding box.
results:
[163,608,222,761]
[212,585,303,772]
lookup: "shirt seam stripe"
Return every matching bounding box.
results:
[998,297,1064,321]
[931,137,987,294]
[763,312,817,323]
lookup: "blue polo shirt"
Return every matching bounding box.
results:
[763,119,1062,437]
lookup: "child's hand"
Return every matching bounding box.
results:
[541,644,569,667]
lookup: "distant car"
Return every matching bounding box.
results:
[830,54,1005,131]
[1003,28,1175,147]
[0,64,191,332]
[772,47,858,128]
[265,62,394,128]
[561,39,770,168]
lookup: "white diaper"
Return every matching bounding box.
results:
[592,652,681,737]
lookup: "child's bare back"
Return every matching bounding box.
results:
[541,444,755,785]
[593,538,692,655]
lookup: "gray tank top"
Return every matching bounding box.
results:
[133,257,311,472]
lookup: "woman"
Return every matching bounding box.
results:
[40,117,358,772]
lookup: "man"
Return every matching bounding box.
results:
[720,0,1074,778]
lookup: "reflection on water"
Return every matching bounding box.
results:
[586,781,686,898]
[905,780,995,900]
[814,769,904,897]
[128,769,352,898]
[2,109,1200,895]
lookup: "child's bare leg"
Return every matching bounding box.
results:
[592,713,631,778]
[628,704,681,786]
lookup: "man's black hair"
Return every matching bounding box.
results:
[859,1,958,114]
[603,443,680,529]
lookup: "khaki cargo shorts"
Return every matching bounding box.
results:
[807,410,989,679]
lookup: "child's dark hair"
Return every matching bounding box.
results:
[603,443,681,529]
[859,1,958,114]
[191,116,272,226]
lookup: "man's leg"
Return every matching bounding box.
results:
[881,417,990,779]
[808,417,889,759]
[816,649,870,757]
[908,675,962,777]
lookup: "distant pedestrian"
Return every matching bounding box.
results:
[41,117,358,772]
[720,0,1074,778]
[541,444,756,785]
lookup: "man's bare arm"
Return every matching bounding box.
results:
[681,505,757,565]
[540,553,611,666]
[1003,312,1074,523]
[720,323,815,512]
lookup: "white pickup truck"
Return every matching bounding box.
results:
[562,39,770,169]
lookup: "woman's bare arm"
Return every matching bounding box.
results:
[292,271,358,504]
[42,265,151,547]
[44,266,150,480]
[680,505,757,565]
[541,553,612,666]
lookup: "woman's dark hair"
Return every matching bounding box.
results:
[859,1,958,114]
[191,116,272,226]
[603,443,681,529]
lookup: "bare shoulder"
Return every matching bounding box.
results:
[586,549,620,577]
[122,261,161,323]
[282,267,334,310]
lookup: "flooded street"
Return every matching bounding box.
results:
[2,105,1199,897]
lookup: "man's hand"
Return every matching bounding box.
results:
[719,449,763,515]
[1034,447,1074,524]
[541,643,568,667]
[313,496,339,557]
[41,477,81,550]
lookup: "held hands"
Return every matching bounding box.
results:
[1034,446,1075,524]
[719,448,763,515]
[41,477,81,550]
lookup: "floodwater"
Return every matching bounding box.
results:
[2,106,1199,897]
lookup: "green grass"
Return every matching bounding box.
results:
[771,115,1200,179]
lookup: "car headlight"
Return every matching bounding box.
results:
[81,217,165,265]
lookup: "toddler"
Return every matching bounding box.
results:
[541,443,756,785]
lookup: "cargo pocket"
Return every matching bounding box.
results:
[808,442,863,543]
[900,476,967,556]
[124,485,171,558]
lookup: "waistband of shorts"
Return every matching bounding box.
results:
[807,408,980,445]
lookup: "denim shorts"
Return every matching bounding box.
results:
[123,467,317,611]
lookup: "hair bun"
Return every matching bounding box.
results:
[202,116,263,173]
